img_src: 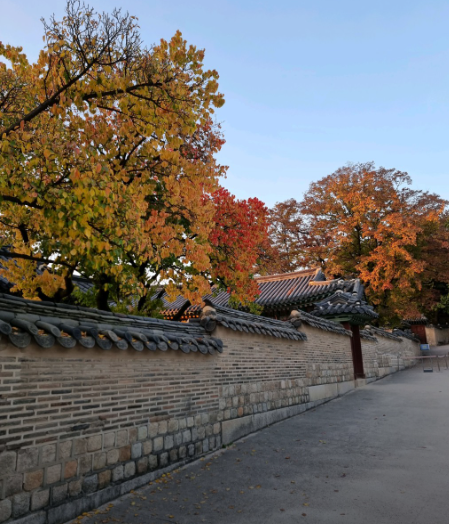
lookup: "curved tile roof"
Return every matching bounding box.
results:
[160,270,366,319]
[310,290,378,321]
[392,328,420,342]
[289,310,352,336]
[201,300,307,341]
[362,325,402,341]
[0,293,222,355]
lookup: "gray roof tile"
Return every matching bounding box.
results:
[0,293,222,355]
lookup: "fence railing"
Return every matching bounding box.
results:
[401,354,449,371]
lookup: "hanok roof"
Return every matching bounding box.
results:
[160,269,366,319]
[310,290,378,324]
[253,269,364,312]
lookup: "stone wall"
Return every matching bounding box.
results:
[0,323,420,524]
[362,336,419,381]
[425,326,449,346]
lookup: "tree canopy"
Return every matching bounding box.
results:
[268,162,449,324]
[0,1,269,311]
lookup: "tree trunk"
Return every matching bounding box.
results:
[95,274,111,311]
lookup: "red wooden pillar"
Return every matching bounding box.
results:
[342,322,365,379]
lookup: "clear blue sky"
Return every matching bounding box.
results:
[1,0,448,206]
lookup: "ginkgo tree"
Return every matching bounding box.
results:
[0,1,268,311]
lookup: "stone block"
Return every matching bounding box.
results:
[149,455,158,470]
[78,455,92,475]
[46,464,62,485]
[169,449,178,462]
[187,417,194,428]
[194,415,202,426]
[179,446,187,459]
[93,452,106,470]
[188,444,195,457]
[0,451,16,476]
[174,432,182,447]
[5,474,23,497]
[118,446,131,462]
[153,437,163,452]
[64,460,78,479]
[179,418,187,430]
[68,479,82,497]
[52,483,68,504]
[31,489,49,511]
[168,419,179,433]
[87,435,102,452]
[112,465,124,482]
[103,432,115,450]
[197,427,206,440]
[206,425,213,437]
[0,499,12,523]
[41,444,57,465]
[164,435,174,450]
[158,421,168,435]
[129,428,138,444]
[17,448,39,472]
[137,456,148,474]
[98,469,111,489]
[24,469,44,491]
[337,380,355,396]
[159,453,168,467]
[82,474,98,493]
[131,442,142,459]
[195,442,202,455]
[148,423,158,438]
[58,440,72,460]
[12,492,30,518]
[308,383,338,402]
[73,438,87,456]
[143,440,153,455]
[137,426,148,441]
[107,449,119,465]
[182,429,191,443]
[124,461,135,478]
[116,429,128,447]
[202,439,209,453]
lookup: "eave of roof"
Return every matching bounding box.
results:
[202,300,307,341]
[0,293,222,354]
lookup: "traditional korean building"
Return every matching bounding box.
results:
[158,268,380,379]
[159,268,372,321]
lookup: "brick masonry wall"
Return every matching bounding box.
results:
[0,325,420,523]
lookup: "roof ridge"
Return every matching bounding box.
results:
[254,268,321,282]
